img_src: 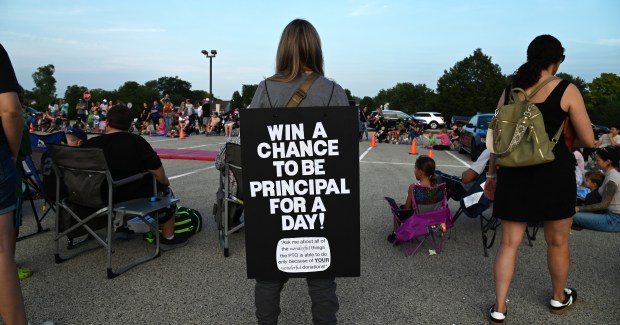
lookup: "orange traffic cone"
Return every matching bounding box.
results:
[428,149,434,158]
[179,127,186,139]
[29,123,34,133]
[408,139,418,155]
[370,134,377,147]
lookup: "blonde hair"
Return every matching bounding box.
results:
[269,19,324,83]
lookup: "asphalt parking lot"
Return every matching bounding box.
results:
[14,133,620,325]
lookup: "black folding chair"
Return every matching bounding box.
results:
[49,145,179,278]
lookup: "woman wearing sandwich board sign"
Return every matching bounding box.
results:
[243,19,360,325]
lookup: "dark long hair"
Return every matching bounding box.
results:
[597,146,620,169]
[415,155,437,186]
[512,35,564,89]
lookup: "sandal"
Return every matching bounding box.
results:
[550,288,577,315]
[489,305,507,324]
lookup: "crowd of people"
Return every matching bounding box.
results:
[24,96,242,139]
[2,21,619,325]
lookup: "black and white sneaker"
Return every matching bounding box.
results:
[488,305,507,324]
[550,288,577,315]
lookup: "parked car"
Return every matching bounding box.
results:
[368,110,421,130]
[412,112,445,129]
[459,113,494,161]
[592,123,610,140]
[449,115,471,128]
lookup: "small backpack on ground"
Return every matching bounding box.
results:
[486,76,564,167]
[174,206,203,240]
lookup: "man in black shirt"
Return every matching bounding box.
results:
[84,105,187,249]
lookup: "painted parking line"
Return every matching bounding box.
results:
[445,151,472,168]
[360,161,467,168]
[178,143,224,149]
[359,147,373,161]
[169,166,215,180]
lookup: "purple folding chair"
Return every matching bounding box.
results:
[388,183,453,257]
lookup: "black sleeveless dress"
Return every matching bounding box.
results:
[493,80,576,222]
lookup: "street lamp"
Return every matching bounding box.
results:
[201,49,217,113]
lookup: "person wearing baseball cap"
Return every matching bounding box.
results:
[65,127,87,146]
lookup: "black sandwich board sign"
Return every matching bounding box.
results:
[241,106,360,279]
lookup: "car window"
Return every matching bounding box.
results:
[415,113,430,117]
[397,113,410,119]
[478,115,493,129]
[470,116,478,125]
[384,113,397,119]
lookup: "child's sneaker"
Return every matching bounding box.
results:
[18,267,32,280]
[488,305,507,324]
[387,232,397,245]
[550,288,577,315]
[160,235,188,251]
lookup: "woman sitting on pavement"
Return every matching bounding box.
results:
[573,146,620,232]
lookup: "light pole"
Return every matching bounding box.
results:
[201,49,217,113]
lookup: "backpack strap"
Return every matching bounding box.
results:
[526,76,559,100]
[264,80,273,108]
[327,81,335,106]
[287,72,319,107]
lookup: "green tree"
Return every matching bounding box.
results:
[586,73,620,108]
[556,72,588,94]
[156,76,193,104]
[374,82,436,115]
[31,64,57,111]
[64,84,88,119]
[191,90,210,103]
[241,84,258,108]
[436,48,507,118]
[89,88,116,105]
[588,100,620,127]
[116,81,150,115]
[230,91,243,109]
[359,96,375,109]
[344,88,353,101]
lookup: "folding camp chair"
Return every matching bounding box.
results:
[18,155,55,240]
[386,183,453,257]
[436,171,539,257]
[214,142,244,257]
[436,171,498,257]
[49,145,179,278]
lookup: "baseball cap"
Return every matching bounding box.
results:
[103,99,108,103]
[66,127,87,142]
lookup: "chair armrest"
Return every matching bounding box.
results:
[112,172,152,187]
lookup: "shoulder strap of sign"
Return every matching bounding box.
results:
[287,72,319,108]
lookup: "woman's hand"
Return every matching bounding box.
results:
[483,178,496,201]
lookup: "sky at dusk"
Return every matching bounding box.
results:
[1,0,619,101]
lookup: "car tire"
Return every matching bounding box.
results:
[470,139,479,161]
[459,141,466,154]
[429,121,438,129]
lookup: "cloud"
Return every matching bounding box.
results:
[94,27,165,33]
[348,1,387,17]
[595,38,620,46]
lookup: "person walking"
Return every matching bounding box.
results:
[249,19,349,325]
[484,35,595,324]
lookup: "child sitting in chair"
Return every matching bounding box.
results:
[387,155,441,244]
